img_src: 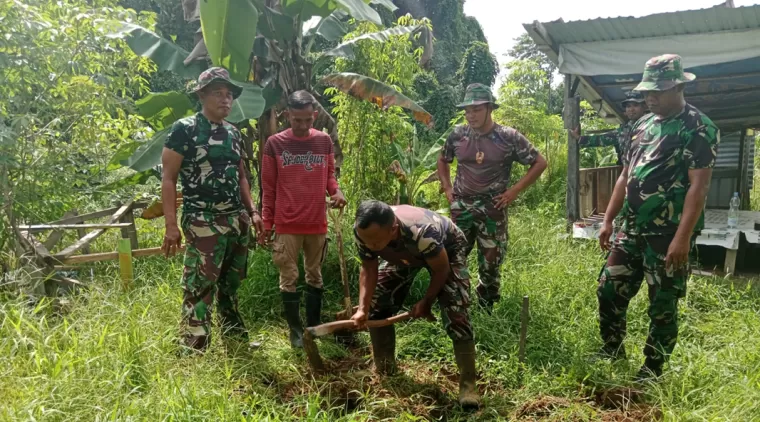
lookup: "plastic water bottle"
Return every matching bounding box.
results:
[727,192,740,229]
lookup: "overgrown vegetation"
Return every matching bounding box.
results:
[3,209,760,420]
[3,1,760,421]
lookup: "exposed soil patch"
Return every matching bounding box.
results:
[515,391,661,421]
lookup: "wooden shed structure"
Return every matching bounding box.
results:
[524,2,760,226]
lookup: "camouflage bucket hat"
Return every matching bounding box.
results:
[621,90,646,106]
[456,83,500,109]
[633,54,695,92]
[189,67,243,99]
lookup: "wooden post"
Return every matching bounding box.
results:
[120,210,139,250]
[564,74,581,225]
[118,238,134,289]
[518,295,530,364]
[737,128,750,210]
[72,210,91,255]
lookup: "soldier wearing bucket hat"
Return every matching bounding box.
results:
[595,54,719,383]
[161,67,263,352]
[437,83,547,312]
[570,91,649,165]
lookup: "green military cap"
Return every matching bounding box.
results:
[188,67,243,99]
[621,91,646,105]
[633,54,696,92]
[456,83,500,109]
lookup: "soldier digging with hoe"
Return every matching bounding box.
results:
[261,91,347,349]
[161,67,265,352]
[351,200,480,409]
[596,54,719,382]
[437,83,547,312]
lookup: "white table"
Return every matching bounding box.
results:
[698,209,760,274]
[572,209,760,274]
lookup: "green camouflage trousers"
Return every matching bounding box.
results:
[180,211,251,350]
[450,195,507,303]
[369,231,473,341]
[597,232,694,367]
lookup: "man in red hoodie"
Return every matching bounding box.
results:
[261,90,347,348]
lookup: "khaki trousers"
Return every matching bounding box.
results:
[272,233,328,292]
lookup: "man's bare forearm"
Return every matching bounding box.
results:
[437,157,452,191]
[162,179,178,228]
[358,261,378,312]
[603,169,628,225]
[239,163,256,213]
[674,179,710,241]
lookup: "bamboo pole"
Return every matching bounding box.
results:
[61,246,185,264]
[118,238,133,289]
[518,295,530,365]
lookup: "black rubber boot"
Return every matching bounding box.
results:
[369,325,397,375]
[453,340,481,410]
[304,285,323,328]
[598,342,627,361]
[281,291,303,348]
[634,358,663,384]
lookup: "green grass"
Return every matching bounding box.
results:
[3,206,760,421]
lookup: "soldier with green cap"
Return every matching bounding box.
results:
[437,83,547,311]
[596,54,719,382]
[161,67,265,352]
[570,91,649,165]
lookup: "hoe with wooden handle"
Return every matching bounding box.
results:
[303,312,412,373]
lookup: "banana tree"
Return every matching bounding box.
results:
[182,0,433,174]
[107,0,433,206]
[388,123,456,205]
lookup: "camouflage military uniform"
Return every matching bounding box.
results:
[579,91,646,166]
[166,104,250,350]
[579,120,634,165]
[443,122,539,306]
[597,54,719,371]
[355,205,473,341]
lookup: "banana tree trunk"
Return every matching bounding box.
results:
[256,108,278,212]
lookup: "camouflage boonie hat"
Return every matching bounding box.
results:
[456,83,499,109]
[621,91,646,105]
[189,67,243,99]
[633,54,695,92]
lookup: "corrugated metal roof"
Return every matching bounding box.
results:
[539,4,760,44]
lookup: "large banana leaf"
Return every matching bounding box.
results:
[107,141,142,171]
[370,0,397,11]
[227,83,266,123]
[200,0,259,81]
[135,91,195,130]
[304,10,348,42]
[324,24,423,59]
[335,0,381,25]
[257,4,295,44]
[322,73,433,127]
[122,127,171,172]
[281,0,381,26]
[106,21,204,79]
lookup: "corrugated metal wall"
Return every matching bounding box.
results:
[706,130,754,209]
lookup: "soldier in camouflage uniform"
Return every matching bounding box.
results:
[596,54,719,382]
[438,83,547,311]
[351,200,480,409]
[161,67,264,352]
[571,91,648,165]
